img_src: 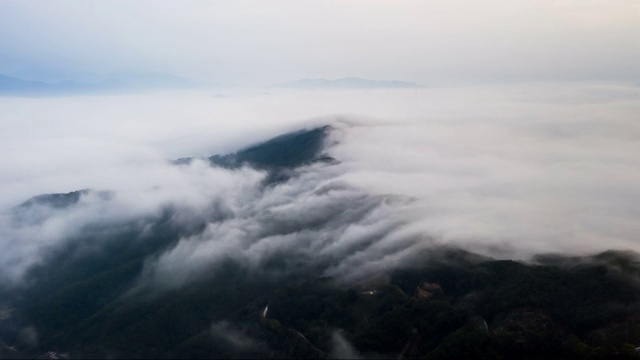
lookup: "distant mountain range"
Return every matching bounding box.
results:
[271,77,424,89]
[0,75,424,94]
[0,73,202,95]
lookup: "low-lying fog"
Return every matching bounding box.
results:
[1,83,639,285]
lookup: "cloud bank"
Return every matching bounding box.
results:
[1,83,639,290]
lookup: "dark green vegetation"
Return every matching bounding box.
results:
[2,126,640,358]
[15,190,113,211]
[174,125,333,171]
[17,190,89,210]
[208,125,334,185]
[176,125,334,185]
[208,126,332,170]
[2,248,640,359]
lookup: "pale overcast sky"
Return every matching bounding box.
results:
[1,0,639,85]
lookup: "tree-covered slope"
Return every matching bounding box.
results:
[2,126,640,359]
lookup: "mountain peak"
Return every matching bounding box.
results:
[271,77,423,89]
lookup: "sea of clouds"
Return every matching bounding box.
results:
[1,83,639,287]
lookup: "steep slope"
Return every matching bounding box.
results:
[2,126,640,359]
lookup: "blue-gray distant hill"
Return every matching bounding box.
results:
[0,74,95,95]
[272,77,424,89]
[0,72,202,96]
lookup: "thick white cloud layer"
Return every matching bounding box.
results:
[1,83,639,287]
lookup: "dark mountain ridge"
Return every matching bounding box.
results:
[2,126,640,359]
[18,125,333,212]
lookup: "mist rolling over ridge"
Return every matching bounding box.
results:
[2,0,640,357]
[1,84,640,358]
[3,85,640,267]
[0,84,640,357]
